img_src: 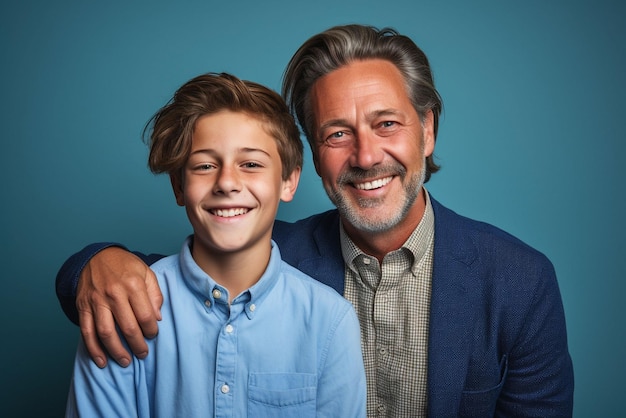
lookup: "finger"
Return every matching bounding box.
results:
[145,268,163,321]
[78,309,108,368]
[110,295,151,360]
[127,286,159,341]
[94,304,132,367]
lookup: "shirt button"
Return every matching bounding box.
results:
[220,384,230,394]
[249,304,256,312]
[363,257,371,265]
[212,289,222,299]
[204,299,211,308]
[225,324,234,334]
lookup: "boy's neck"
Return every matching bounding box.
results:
[192,241,272,303]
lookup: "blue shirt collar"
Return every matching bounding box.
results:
[178,236,282,319]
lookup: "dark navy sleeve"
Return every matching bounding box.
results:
[55,243,165,325]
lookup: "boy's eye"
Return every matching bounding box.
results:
[194,163,214,171]
[242,162,262,168]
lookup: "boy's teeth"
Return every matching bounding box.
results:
[213,208,248,217]
[355,176,393,190]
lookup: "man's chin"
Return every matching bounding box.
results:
[338,205,403,234]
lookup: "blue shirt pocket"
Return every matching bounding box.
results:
[248,372,317,417]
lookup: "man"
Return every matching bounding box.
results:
[57,24,574,416]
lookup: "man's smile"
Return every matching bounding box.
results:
[353,176,393,191]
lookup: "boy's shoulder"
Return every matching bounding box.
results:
[276,258,349,306]
[149,253,179,274]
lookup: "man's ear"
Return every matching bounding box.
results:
[170,172,185,206]
[280,167,301,203]
[423,110,435,158]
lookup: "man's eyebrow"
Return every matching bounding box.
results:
[368,108,401,119]
[318,119,351,132]
[317,109,402,131]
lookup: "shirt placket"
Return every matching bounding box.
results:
[212,286,243,418]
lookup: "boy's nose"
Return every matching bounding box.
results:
[213,166,241,194]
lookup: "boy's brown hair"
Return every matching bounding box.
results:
[146,72,303,180]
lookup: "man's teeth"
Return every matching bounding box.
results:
[354,176,393,190]
[212,208,249,217]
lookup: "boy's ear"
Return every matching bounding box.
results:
[280,167,301,203]
[170,173,185,206]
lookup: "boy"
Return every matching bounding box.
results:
[65,73,366,417]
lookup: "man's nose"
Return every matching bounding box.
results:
[350,130,384,169]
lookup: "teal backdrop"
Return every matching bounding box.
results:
[1,1,624,416]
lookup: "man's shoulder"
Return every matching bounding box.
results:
[274,209,339,235]
[273,209,340,251]
[431,197,551,264]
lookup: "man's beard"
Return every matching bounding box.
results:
[324,158,426,233]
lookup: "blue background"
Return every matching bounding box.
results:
[1,0,624,416]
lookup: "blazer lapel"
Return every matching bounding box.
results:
[427,199,481,415]
[296,211,346,294]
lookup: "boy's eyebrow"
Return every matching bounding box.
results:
[189,147,272,157]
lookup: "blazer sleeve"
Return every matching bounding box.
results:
[496,257,574,417]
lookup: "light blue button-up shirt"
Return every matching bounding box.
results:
[66,237,366,417]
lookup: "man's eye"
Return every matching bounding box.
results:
[325,131,349,143]
[381,121,396,128]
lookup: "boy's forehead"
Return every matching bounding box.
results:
[191,111,280,152]
[195,111,273,132]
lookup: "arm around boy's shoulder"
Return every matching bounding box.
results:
[56,242,130,325]
[56,242,166,324]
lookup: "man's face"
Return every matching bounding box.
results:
[172,111,299,264]
[309,59,435,236]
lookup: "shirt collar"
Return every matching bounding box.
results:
[178,236,282,319]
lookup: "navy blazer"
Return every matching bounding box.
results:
[273,196,574,417]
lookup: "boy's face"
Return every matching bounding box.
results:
[172,111,299,261]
